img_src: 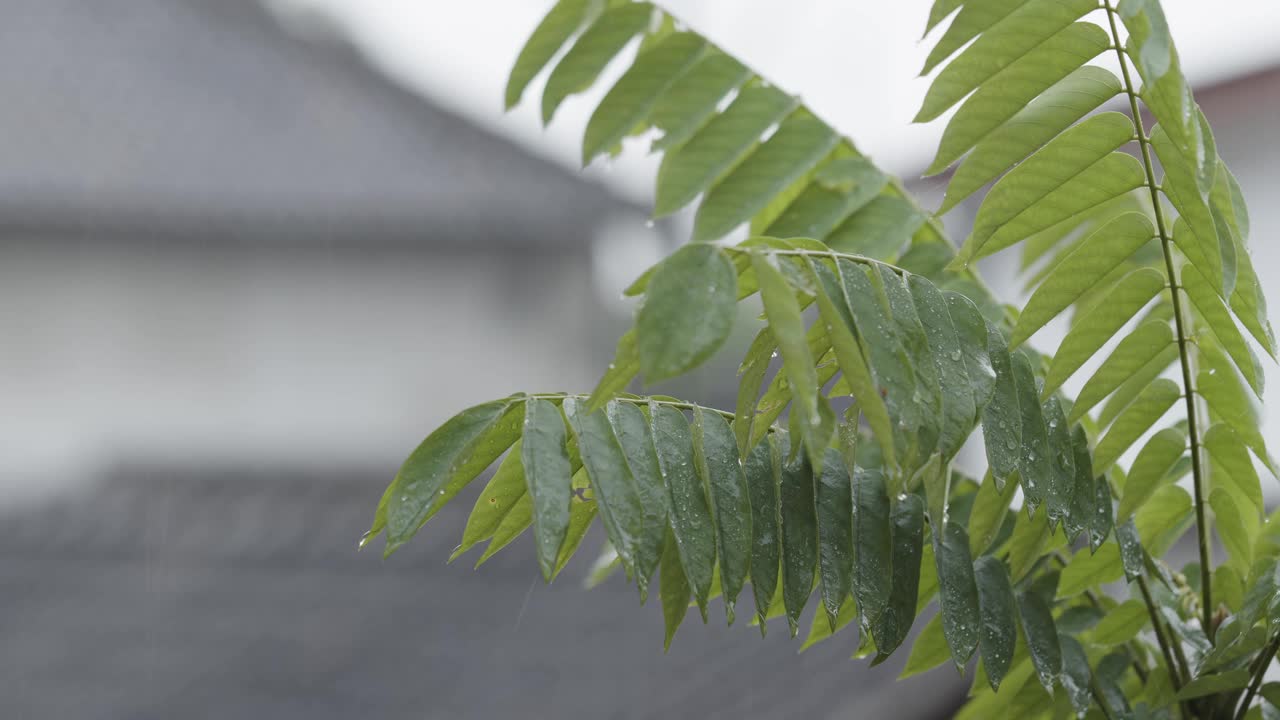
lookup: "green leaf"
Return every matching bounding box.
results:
[1065,426,1094,543]
[765,155,889,239]
[1092,475,1114,552]
[734,327,776,456]
[541,3,654,123]
[1012,352,1052,511]
[1116,427,1186,521]
[807,259,896,464]
[921,0,1023,76]
[693,110,840,241]
[1097,343,1179,428]
[753,251,830,469]
[1198,366,1272,471]
[505,0,599,110]
[1011,212,1155,348]
[552,469,598,579]
[1091,599,1149,645]
[1230,241,1277,359]
[974,555,1017,691]
[927,22,1111,175]
[1136,485,1193,558]
[924,0,965,35]
[606,400,669,597]
[901,612,950,679]
[814,447,854,627]
[1018,590,1062,691]
[778,434,818,636]
[658,526,691,651]
[475,488,534,566]
[1205,424,1264,517]
[692,406,751,622]
[1040,395,1076,529]
[582,32,707,164]
[982,327,1022,485]
[1211,487,1252,575]
[853,466,893,630]
[838,260,925,438]
[1007,506,1053,583]
[650,403,716,618]
[969,471,1017,557]
[825,195,928,259]
[910,274,977,458]
[522,400,576,579]
[936,521,981,667]
[564,398,645,574]
[1057,634,1092,716]
[1044,268,1167,396]
[915,0,1099,122]
[875,493,926,658]
[1175,669,1252,701]
[649,49,751,151]
[1068,320,1174,422]
[946,292,997,412]
[939,67,1120,213]
[880,266,944,459]
[454,441,528,562]
[1183,263,1265,397]
[636,244,737,383]
[1093,379,1181,473]
[801,597,858,652]
[654,82,798,216]
[1057,543,1123,599]
[955,151,1147,268]
[747,436,782,630]
[378,398,524,554]
[1114,520,1143,582]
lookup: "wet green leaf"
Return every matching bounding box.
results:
[565,398,645,574]
[854,466,893,629]
[974,555,1017,690]
[378,398,524,554]
[650,403,715,618]
[910,274,977,458]
[691,407,751,621]
[605,401,669,597]
[505,0,600,109]
[815,447,854,627]
[936,521,981,667]
[778,434,818,636]
[875,494,925,658]
[659,527,691,651]
[522,399,576,579]
[746,436,781,630]
[1017,590,1062,691]
[637,244,737,383]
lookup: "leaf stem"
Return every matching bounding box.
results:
[1234,633,1280,720]
[1102,0,1214,642]
[528,392,740,422]
[1136,574,1185,695]
[719,245,906,275]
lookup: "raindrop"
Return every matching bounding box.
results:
[949,350,962,361]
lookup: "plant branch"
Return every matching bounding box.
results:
[1136,574,1186,695]
[1102,1,1214,641]
[1234,633,1280,720]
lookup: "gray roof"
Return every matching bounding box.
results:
[0,0,631,247]
[0,465,966,719]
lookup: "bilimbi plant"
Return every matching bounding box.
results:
[364,1,1279,717]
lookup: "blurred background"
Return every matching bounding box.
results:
[1,1,1278,717]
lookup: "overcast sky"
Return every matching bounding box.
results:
[274,0,1280,205]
